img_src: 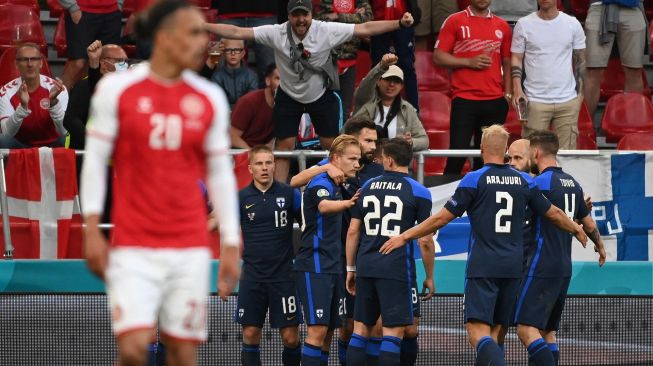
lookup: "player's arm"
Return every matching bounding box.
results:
[380,207,456,254]
[318,189,360,214]
[345,218,362,295]
[543,205,588,245]
[510,52,527,109]
[580,215,606,266]
[290,163,345,188]
[203,23,255,41]
[353,12,413,38]
[417,235,436,300]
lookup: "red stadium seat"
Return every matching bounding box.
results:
[418,91,451,131]
[354,50,372,88]
[0,5,46,55]
[645,0,653,21]
[457,0,470,10]
[576,134,597,150]
[569,0,589,21]
[600,58,651,102]
[617,132,653,150]
[53,15,67,58]
[0,47,51,86]
[415,51,450,94]
[422,130,448,175]
[601,93,653,142]
[46,0,64,17]
[503,107,522,143]
[0,0,39,13]
[123,0,136,17]
[578,101,596,140]
[233,152,252,190]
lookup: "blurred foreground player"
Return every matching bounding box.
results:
[237,145,302,366]
[382,125,587,366]
[80,2,241,366]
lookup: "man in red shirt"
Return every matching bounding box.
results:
[434,0,512,176]
[230,63,280,149]
[80,1,241,365]
[0,43,68,148]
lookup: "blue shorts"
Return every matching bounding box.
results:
[354,277,414,328]
[235,280,302,328]
[514,277,571,331]
[344,287,355,319]
[296,272,345,330]
[464,277,521,326]
[411,277,421,318]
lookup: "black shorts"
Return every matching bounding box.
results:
[411,278,421,318]
[463,277,521,326]
[235,280,302,328]
[354,277,414,328]
[513,277,571,331]
[296,272,345,330]
[344,287,355,319]
[272,87,343,139]
[65,11,122,60]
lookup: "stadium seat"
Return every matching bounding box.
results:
[53,15,67,58]
[457,0,470,10]
[600,58,651,102]
[354,50,372,88]
[418,91,451,131]
[233,152,253,190]
[0,4,47,55]
[421,130,448,175]
[415,51,450,94]
[576,134,597,150]
[577,101,596,140]
[46,0,64,18]
[0,0,39,13]
[122,0,136,17]
[601,93,653,142]
[617,132,653,150]
[0,47,51,86]
[503,107,522,143]
[646,0,653,21]
[569,0,589,21]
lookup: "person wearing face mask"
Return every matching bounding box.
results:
[63,40,128,150]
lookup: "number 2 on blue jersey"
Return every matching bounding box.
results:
[495,191,513,233]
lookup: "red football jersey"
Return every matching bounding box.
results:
[436,7,512,101]
[87,64,231,249]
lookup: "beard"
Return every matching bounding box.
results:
[530,164,540,175]
[360,152,374,165]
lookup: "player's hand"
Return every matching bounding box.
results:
[218,245,241,301]
[400,12,414,27]
[18,81,29,109]
[467,54,491,70]
[207,212,218,232]
[84,226,108,280]
[346,271,356,296]
[87,40,103,69]
[584,196,593,212]
[347,189,361,208]
[326,163,346,186]
[421,278,435,301]
[574,223,588,248]
[379,235,407,255]
[380,53,398,69]
[70,10,82,24]
[49,78,65,107]
[596,244,606,267]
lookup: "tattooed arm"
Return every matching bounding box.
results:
[510,52,527,110]
[572,48,586,99]
[580,214,606,266]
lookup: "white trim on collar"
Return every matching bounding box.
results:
[465,6,492,18]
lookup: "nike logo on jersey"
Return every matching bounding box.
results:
[286,314,297,321]
[245,204,256,209]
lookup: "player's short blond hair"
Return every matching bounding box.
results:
[329,134,361,161]
[481,124,509,155]
[248,145,274,164]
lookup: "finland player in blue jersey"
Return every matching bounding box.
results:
[344,138,435,366]
[382,125,588,366]
[237,146,303,366]
[295,135,362,366]
[513,131,606,366]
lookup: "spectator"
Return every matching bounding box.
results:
[490,0,537,23]
[313,0,373,118]
[205,0,416,182]
[511,0,586,150]
[414,0,458,51]
[352,53,429,151]
[230,63,280,149]
[213,0,278,85]
[58,0,123,90]
[200,39,259,107]
[434,0,512,176]
[584,0,647,117]
[369,0,421,111]
[0,43,68,148]
[64,41,128,150]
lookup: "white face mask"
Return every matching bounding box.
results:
[114,61,129,72]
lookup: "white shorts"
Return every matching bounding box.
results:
[106,247,212,342]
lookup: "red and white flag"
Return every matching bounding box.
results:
[0,147,82,259]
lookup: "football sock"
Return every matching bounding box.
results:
[320,351,330,366]
[338,338,348,365]
[282,345,301,366]
[241,343,261,366]
[301,343,322,366]
[475,336,505,366]
[399,336,418,366]
[379,336,402,366]
[366,337,382,366]
[527,338,555,366]
[548,343,560,366]
[346,333,368,366]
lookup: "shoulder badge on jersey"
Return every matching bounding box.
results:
[317,189,330,198]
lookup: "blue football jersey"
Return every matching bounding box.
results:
[239,181,301,282]
[352,172,432,282]
[444,164,552,278]
[528,167,589,278]
[294,172,344,274]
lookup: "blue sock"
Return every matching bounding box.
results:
[320,351,329,366]
[548,343,559,366]
[527,338,555,366]
[400,336,418,366]
[366,337,382,366]
[301,343,322,366]
[346,333,368,366]
[379,336,401,366]
[282,345,301,366]
[241,343,261,366]
[338,338,348,365]
[147,342,158,366]
[475,336,505,366]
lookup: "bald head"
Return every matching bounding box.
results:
[480,124,509,161]
[508,139,530,172]
[101,44,127,59]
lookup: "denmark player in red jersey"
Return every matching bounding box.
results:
[80,1,241,365]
